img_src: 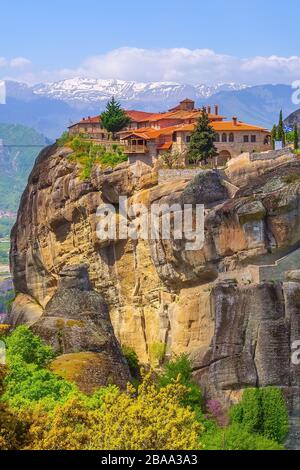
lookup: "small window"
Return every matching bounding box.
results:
[214,134,220,142]
[244,135,249,143]
[172,132,177,142]
[186,135,191,143]
[229,133,234,143]
[222,133,227,143]
[251,135,256,143]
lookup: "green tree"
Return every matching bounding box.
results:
[230,387,289,443]
[0,365,29,450]
[294,123,299,150]
[187,108,218,165]
[159,354,203,413]
[271,124,277,149]
[261,388,289,442]
[3,327,76,409]
[277,110,285,146]
[202,423,284,450]
[101,97,131,139]
[4,326,54,367]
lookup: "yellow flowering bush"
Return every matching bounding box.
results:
[0,324,10,337]
[26,373,203,450]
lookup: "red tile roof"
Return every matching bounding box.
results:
[121,120,270,141]
[125,110,155,122]
[157,142,173,150]
[147,109,225,122]
[69,110,154,128]
[68,116,101,127]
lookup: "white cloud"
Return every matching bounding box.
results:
[3,48,300,85]
[10,57,31,68]
[56,47,300,86]
[0,57,7,67]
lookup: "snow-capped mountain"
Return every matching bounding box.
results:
[1,79,297,139]
[32,78,248,106]
[195,82,249,99]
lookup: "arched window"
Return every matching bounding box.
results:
[222,133,227,143]
[214,133,220,142]
[229,133,234,142]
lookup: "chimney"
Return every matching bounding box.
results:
[215,105,219,115]
[232,116,238,126]
[207,105,211,114]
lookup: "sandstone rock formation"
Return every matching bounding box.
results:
[29,263,130,392]
[9,144,300,447]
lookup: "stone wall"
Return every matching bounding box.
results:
[173,130,272,159]
[158,169,203,183]
[256,248,300,283]
[250,147,294,161]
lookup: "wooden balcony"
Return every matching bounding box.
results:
[78,135,148,154]
[123,143,148,154]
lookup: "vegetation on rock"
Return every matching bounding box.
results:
[230,387,289,443]
[66,136,127,179]
[0,327,289,450]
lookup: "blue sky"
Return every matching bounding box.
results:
[1,0,300,84]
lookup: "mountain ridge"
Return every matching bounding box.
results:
[32,78,248,105]
[0,79,299,137]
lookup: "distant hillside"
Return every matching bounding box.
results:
[284,109,300,128]
[0,123,50,211]
[201,85,299,129]
[1,80,298,138]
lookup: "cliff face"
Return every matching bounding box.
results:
[10,145,300,446]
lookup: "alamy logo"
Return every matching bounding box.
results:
[96,197,205,251]
[291,81,300,105]
[292,340,300,365]
[0,81,6,105]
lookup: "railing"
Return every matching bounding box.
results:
[123,144,148,154]
[79,136,148,154]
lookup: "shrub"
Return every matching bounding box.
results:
[122,346,139,378]
[67,137,127,180]
[3,327,76,409]
[230,387,289,443]
[57,131,71,147]
[261,388,289,442]
[202,423,284,451]
[4,326,54,367]
[230,388,262,434]
[0,365,29,450]
[159,354,203,413]
[26,373,203,450]
[3,358,77,409]
[0,325,10,337]
[206,399,228,427]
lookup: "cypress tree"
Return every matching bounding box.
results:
[277,110,285,146]
[101,97,131,139]
[187,108,218,165]
[294,123,299,150]
[271,125,277,150]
